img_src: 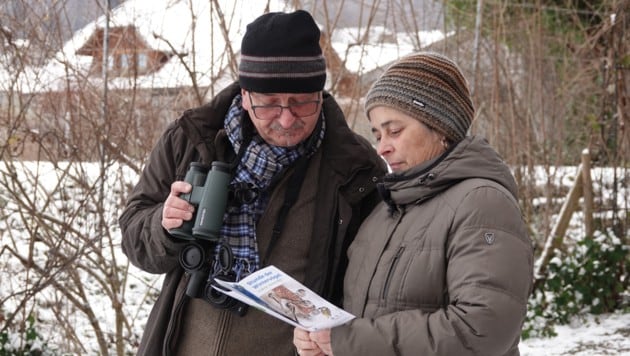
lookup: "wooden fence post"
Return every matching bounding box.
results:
[581,149,594,237]
[533,148,596,289]
[533,165,583,285]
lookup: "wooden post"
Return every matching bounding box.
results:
[581,149,594,237]
[534,165,583,284]
[533,148,598,289]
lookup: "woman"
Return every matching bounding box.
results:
[294,52,533,356]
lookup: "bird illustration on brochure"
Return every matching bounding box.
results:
[212,265,355,331]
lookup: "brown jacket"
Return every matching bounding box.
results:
[332,136,533,356]
[119,82,386,355]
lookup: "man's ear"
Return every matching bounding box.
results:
[241,89,250,110]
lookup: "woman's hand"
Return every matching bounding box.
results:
[309,329,333,355]
[293,328,331,356]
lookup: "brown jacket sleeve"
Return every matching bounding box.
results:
[119,124,189,274]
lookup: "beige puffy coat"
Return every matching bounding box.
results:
[333,136,533,356]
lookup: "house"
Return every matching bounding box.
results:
[2,0,290,159]
[19,0,292,94]
[59,0,448,95]
[75,25,175,78]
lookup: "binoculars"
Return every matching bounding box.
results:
[169,161,231,241]
[168,161,248,316]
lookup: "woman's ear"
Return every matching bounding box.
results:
[441,137,449,150]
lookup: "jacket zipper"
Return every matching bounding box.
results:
[321,165,370,298]
[163,273,189,356]
[380,245,405,304]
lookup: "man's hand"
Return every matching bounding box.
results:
[161,181,194,230]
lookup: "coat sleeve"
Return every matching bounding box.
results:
[119,126,188,274]
[332,184,533,356]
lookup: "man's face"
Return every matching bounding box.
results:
[241,89,322,147]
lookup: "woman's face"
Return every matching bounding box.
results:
[369,106,446,173]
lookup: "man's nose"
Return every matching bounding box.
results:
[275,107,297,128]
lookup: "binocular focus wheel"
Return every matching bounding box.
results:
[179,242,206,271]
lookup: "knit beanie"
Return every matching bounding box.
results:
[239,10,326,93]
[365,52,474,143]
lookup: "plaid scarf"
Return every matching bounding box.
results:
[219,94,324,279]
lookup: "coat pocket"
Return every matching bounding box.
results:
[379,244,405,305]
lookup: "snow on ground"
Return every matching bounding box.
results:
[521,311,630,355]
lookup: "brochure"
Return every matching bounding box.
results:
[212,265,355,331]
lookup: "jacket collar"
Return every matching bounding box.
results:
[380,136,519,206]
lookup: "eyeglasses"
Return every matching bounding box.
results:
[248,92,321,120]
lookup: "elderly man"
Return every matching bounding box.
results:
[119,9,386,356]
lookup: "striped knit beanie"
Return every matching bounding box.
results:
[365,52,474,143]
[239,10,326,93]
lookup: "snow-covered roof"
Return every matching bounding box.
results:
[5,0,292,93]
[330,26,448,73]
[1,0,448,95]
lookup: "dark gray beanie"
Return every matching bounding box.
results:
[239,10,326,93]
[365,52,474,142]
